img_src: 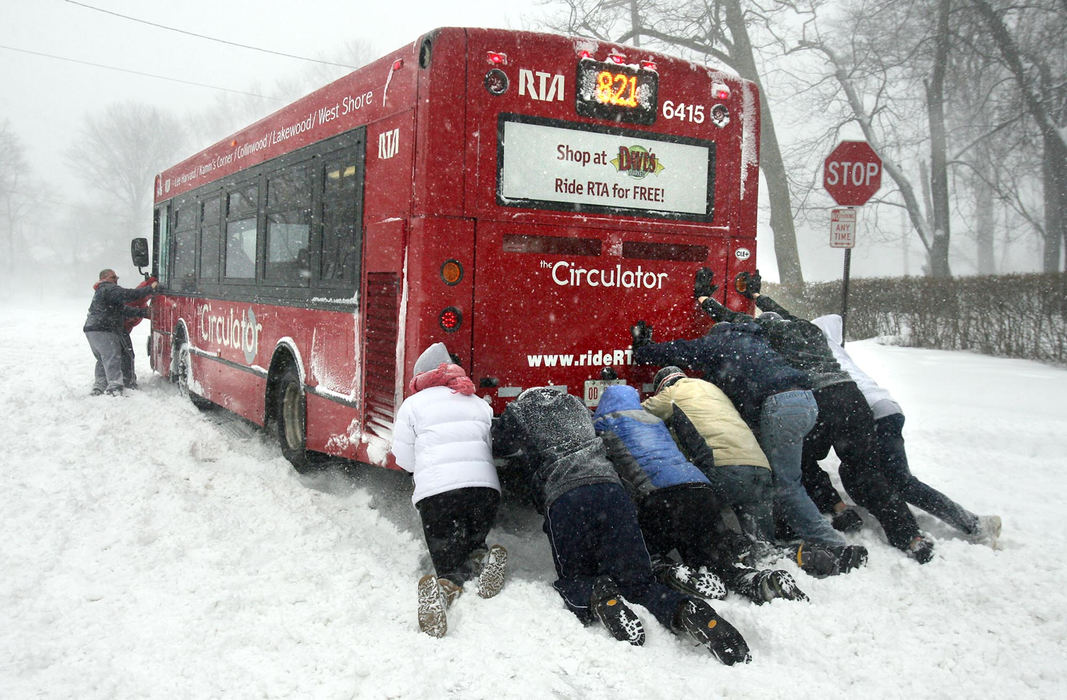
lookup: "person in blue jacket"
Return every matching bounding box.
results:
[592,384,808,605]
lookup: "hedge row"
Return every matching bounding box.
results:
[764,273,1067,366]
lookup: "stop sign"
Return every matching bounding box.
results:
[823,141,882,206]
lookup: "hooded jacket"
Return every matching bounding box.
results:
[633,321,809,428]
[812,314,902,420]
[391,383,499,506]
[591,384,709,502]
[491,387,621,512]
[83,280,156,334]
[641,377,770,472]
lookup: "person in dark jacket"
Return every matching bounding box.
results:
[83,269,158,396]
[631,270,853,549]
[492,386,750,664]
[697,269,935,564]
[592,384,808,605]
[120,277,157,389]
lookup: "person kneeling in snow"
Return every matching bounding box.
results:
[391,343,508,638]
[493,387,750,664]
[592,384,808,605]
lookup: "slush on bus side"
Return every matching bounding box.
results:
[132,27,760,473]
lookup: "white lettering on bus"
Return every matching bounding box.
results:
[197,304,263,364]
[342,92,373,114]
[548,261,668,290]
[519,69,565,102]
[379,129,399,159]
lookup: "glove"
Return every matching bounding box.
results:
[630,320,653,349]
[693,267,717,299]
[832,507,864,533]
[735,270,762,298]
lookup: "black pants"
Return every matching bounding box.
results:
[545,483,686,629]
[801,382,920,550]
[876,413,979,534]
[415,487,500,584]
[638,484,749,582]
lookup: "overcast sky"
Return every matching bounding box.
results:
[1,0,546,179]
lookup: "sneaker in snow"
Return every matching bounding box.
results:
[907,535,935,564]
[659,563,727,601]
[476,544,507,599]
[590,576,644,646]
[673,599,751,665]
[417,574,448,638]
[968,515,1002,548]
[749,570,808,604]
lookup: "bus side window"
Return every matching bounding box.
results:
[199,195,222,282]
[265,163,312,286]
[320,157,361,284]
[172,200,197,293]
[225,184,258,280]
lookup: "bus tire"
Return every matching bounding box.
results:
[273,364,323,474]
[174,339,213,410]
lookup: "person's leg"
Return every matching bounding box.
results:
[760,390,845,546]
[416,489,486,585]
[120,332,138,388]
[800,413,845,514]
[86,331,124,393]
[704,465,775,543]
[823,384,921,551]
[85,332,107,393]
[876,414,980,533]
[544,485,608,622]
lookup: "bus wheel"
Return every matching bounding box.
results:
[174,340,212,410]
[274,364,322,474]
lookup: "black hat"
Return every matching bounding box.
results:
[653,366,686,393]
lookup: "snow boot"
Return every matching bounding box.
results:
[656,562,727,601]
[590,576,645,646]
[832,508,864,532]
[968,515,1002,548]
[732,569,808,604]
[907,535,935,564]
[673,598,751,665]
[795,543,868,578]
[417,576,462,638]
[474,544,508,599]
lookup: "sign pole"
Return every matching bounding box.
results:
[841,248,851,346]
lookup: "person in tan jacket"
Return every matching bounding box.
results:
[642,367,775,545]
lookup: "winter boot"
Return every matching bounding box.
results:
[795,543,868,578]
[906,535,935,564]
[968,515,1002,548]
[732,569,808,604]
[590,576,645,646]
[417,574,448,638]
[474,544,508,599]
[657,562,727,601]
[672,598,751,665]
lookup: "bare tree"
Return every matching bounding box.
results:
[65,102,189,246]
[541,0,809,289]
[0,122,37,285]
[967,0,1067,272]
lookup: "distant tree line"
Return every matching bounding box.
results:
[765,272,1067,365]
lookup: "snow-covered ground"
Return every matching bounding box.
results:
[2,298,1066,699]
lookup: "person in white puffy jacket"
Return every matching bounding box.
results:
[391,342,507,637]
[810,315,1001,548]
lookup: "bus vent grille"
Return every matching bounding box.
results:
[364,272,400,436]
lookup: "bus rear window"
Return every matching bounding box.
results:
[622,241,708,262]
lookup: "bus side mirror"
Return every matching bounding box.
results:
[131,238,150,268]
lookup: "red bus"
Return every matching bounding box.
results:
[135,27,761,472]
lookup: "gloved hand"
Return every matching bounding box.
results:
[832,507,864,533]
[630,320,653,349]
[693,267,717,299]
[735,270,762,298]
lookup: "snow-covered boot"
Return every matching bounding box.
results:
[732,569,808,604]
[474,544,508,599]
[968,515,1002,548]
[672,598,751,665]
[795,543,868,578]
[417,574,448,638]
[590,576,645,646]
[657,562,727,600]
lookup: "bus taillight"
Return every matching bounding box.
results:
[487,51,507,65]
[439,307,462,332]
[440,259,464,285]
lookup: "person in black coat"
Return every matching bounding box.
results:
[695,270,935,564]
[492,387,750,664]
[83,269,158,395]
